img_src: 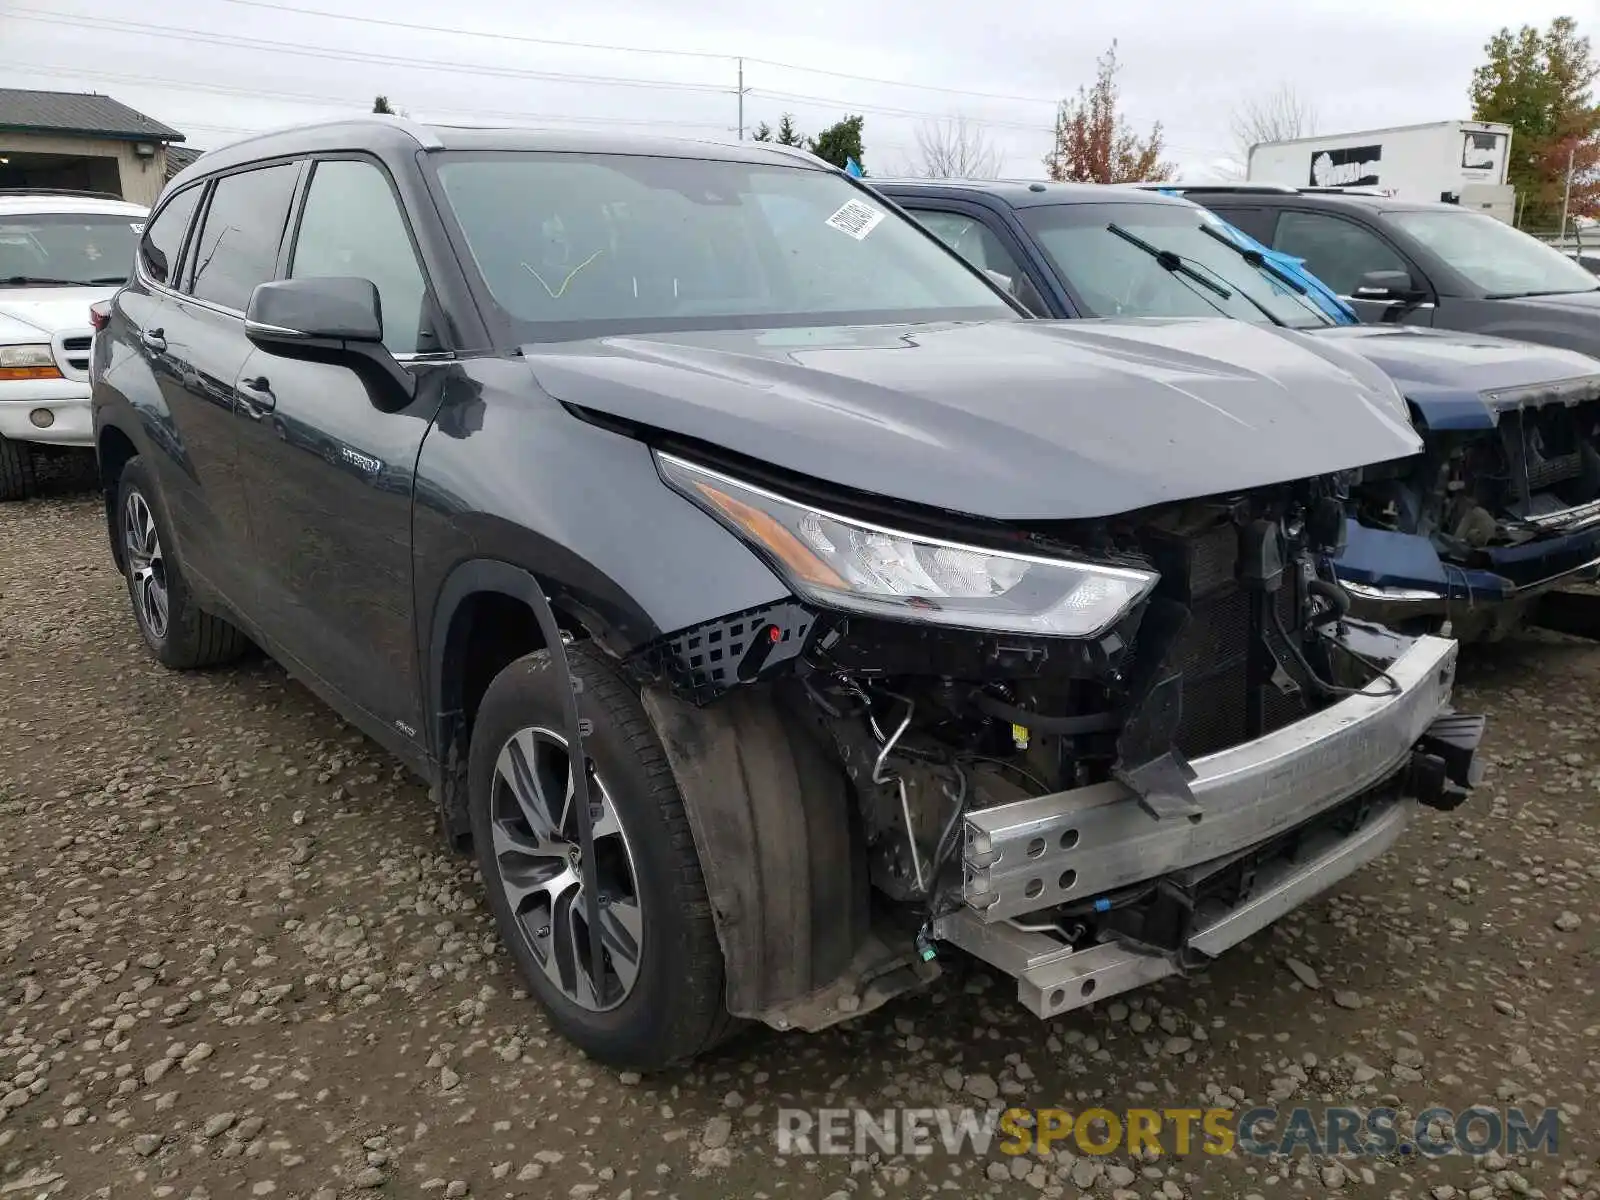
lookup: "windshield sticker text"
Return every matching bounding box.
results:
[825,199,885,241]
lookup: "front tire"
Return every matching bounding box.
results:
[116,456,249,669]
[468,643,734,1070]
[0,435,36,502]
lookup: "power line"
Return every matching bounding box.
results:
[9,64,735,133]
[1,9,736,96]
[747,89,1055,134]
[188,0,1064,107]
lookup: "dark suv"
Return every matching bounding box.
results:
[1158,184,1600,351]
[92,118,1481,1069]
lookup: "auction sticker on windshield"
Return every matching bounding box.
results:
[825,198,885,241]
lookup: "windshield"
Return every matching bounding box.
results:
[433,152,1015,339]
[1016,201,1333,329]
[1389,209,1599,298]
[0,213,141,286]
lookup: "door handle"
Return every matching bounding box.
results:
[141,327,166,353]
[236,375,277,418]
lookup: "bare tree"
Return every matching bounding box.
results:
[1224,84,1318,177]
[914,116,1003,179]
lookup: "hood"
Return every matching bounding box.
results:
[1306,324,1600,431]
[1516,288,1600,314]
[524,318,1423,521]
[0,285,119,339]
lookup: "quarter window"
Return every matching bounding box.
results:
[140,185,202,286]
[290,159,430,354]
[188,162,300,311]
[1271,211,1409,296]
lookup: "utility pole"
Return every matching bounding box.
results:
[1559,143,1575,243]
[737,58,745,141]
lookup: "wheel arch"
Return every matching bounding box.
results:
[96,420,141,571]
[429,557,871,1023]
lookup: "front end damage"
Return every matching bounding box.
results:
[631,456,1484,1029]
[1340,374,1600,640]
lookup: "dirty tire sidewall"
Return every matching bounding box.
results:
[0,435,36,502]
[116,455,245,670]
[469,644,731,1071]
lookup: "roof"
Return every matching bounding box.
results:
[164,145,206,180]
[1158,185,1471,215]
[871,177,1193,210]
[170,116,826,187]
[0,88,184,143]
[0,194,149,217]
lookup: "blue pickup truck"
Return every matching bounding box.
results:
[874,178,1600,640]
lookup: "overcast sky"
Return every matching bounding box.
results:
[2,0,1586,177]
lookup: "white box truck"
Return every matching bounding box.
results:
[1247,120,1516,222]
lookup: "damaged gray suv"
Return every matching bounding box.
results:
[92,117,1484,1069]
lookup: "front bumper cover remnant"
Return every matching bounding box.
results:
[935,792,1417,1018]
[958,633,1458,923]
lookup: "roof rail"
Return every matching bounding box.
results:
[1135,182,1300,194]
[0,187,128,200]
[1300,186,1388,196]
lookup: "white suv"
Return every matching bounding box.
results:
[0,191,147,500]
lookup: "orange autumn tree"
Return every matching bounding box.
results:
[1044,41,1175,184]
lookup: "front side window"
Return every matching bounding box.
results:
[188,162,300,311]
[0,212,142,287]
[1272,211,1408,296]
[1388,209,1599,298]
[909,209,1028,284]
[1015,201,1333,328]
[433,152,1014,339]
[140,186,202,286]
[290,159,429,354]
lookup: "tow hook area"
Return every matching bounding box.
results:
[1408,713,1487,812]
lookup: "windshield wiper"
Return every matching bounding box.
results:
[1196,223,1308,294]
[1105,224,1231,300]
[1485,286,1600,299]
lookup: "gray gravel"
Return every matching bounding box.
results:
[2,492,1597,1199]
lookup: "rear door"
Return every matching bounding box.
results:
[233,154,443,749]
[152,160,303,603]
[1266,207,1436,327]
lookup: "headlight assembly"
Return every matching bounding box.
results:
[0,344,61,381]
[658,452,1157,638]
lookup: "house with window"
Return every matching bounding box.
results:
[0,88,185,206]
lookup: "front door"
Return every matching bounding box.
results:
[233,156,443,749]
[1269,209,1436,327]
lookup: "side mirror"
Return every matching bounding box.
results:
[244,277,415,409]
[984,268,1051,318]
[245,276,383,345]
[1353,269,1425,303]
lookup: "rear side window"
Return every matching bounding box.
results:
[140,185,202,286]
[188,162,300,311]
[289,159,430,354]
[1271,211,1408,296]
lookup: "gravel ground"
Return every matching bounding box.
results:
[1,485,1597,1200]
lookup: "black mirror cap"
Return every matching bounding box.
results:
[1353,269,1422,302]
[245,277,384,347]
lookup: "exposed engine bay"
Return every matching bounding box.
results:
[1355,390,1600,555]
[634,466,1481,1027]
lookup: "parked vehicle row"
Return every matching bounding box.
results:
[0,190,147,499]
[875,178,1600,641]
[77,117,1495,1071]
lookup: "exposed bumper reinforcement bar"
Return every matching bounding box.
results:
[936,794,1416,1018]
[960,634,1457,923]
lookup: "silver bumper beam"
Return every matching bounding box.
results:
[936,795,1416,1017]
[959,634,1457,923]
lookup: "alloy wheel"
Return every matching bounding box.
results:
[489,726,643,1012]
[123,491,169,641]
